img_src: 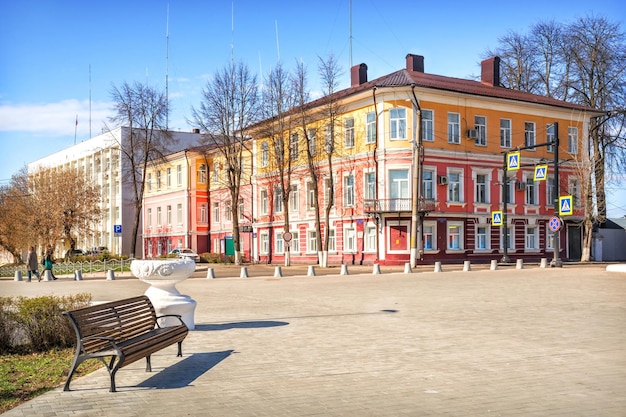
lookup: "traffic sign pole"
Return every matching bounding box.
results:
[551,122,562,267]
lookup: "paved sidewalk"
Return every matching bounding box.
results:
[2,265,625,416]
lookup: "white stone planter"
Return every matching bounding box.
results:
[130,259,197,330]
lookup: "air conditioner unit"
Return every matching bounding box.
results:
[516,181,527,191]
[438,175,448,185]
[467,128,478,139]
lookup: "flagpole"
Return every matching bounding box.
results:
[74,115,78,145]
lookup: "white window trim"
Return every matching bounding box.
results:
[387,220,410,254]
[343,224,357,253]
[474,224,490,252]
[446,221,464,252]
[422,220,438,252]
[525,225,539,251]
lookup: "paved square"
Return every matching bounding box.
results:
[2,265,625,416]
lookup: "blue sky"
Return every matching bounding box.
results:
[1,0,624,216]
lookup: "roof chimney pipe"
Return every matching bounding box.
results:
[350,63,368,87]
[481,57,501,86]
[406,54,424,73]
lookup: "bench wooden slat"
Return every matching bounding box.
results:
[63,295,188,392]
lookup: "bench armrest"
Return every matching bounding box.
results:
[155,314,186,327]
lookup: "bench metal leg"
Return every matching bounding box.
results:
[146,355,152,372]
[177,341,183,357]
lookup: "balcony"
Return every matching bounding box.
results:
[364,198,436,214]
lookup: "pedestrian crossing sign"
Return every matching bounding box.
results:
[492,211,503,226]
[507,152,520,171]
[559,195,573,216]
[534,165,548,181]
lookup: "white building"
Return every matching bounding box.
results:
[28,127,202,257]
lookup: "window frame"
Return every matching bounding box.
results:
[474,115,486,146]
[447,112,460,144]
[421,109,434,142]
[500,119,512,148]
[366,112,376,144]
[344,117,355,148]
[389,108,407,140]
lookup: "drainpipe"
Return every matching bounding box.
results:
[410,84,422,268]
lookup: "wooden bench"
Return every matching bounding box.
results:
[63,295,189,392]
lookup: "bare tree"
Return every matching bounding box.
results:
[191,62,260,265]
[293,60,324,264]
[318,54,344,267]
[0,167,35,262]
[109,81,173,257]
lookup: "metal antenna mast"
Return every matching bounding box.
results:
[165,3,169,130]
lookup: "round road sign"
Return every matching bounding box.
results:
[548,216,562,232]
[283,232,293,242]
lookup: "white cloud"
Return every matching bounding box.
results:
[0,99,114,137]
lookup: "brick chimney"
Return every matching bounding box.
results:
[406,54,424,73]
[481,57,501,86]
[350,63,368,87]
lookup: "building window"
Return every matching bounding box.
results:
[275,231,284,254]
[502,226,514,250]
[504,177,515,204]
[547,124,555,152]
[500,119,512,148]
[365,225,376,251]
[324,178,334,208]
[475,174,488,203]
[447,223,463,250]
[307,128,317,156]
[290,133,299,160]
[547,177,556,207]
[344,118,355,148]
[325,125,333,153]
[238,199,244,221]
[366,112,376,144]
[225,201,232,222]
[274,187,283,213]
[212,202,220,223]
[177,203,182,225]
[344,175,355,207]
[157,207,162,226]
[546,228,555,250]
[526,177,538,205]
[166,205,172,225]
[306,182,315,210]
[157,171,162,189]
[422,109,434,142]
[196,164,205,184]
[199,204,207,223]
[422,170,434,200]
[308,230,317,253]
[167,167,172,187]
[448,112,460,144]
[448,172,462,202]
[290,231,300,252]
[423,224,435,250]
[390,170,409,199]
[475,115,486,146]
[364,172,376,200]
[344,225,357,252]
[261,142,269,167]
[177,164,182,186]
[289,184,299,212]
[147,208,152,228]
[261,233,269,254]
[261,189,268,215]
[526,226,538,249]
[568,126,578,154]
[328,228,336,251]
[147,240,153,257]
[147,173,152,191]
[524,122,536,148]
[476,226,488,250]
[569,178,582,208]
[390,108,406,140]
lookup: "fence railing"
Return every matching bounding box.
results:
[0,259,133,278]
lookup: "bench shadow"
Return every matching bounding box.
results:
[194,320,289,331]
[135,350,233,389]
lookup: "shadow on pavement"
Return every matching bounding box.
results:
[194,321,289,331]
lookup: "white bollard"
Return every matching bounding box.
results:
[206,267,215,279]
[463,260,471,272]
[240,266,249,278]
[490,260,498,270]
[540,258,548,268]
[516,259,524,270]
[404,263,413,274]
[43,270,53,281]
[434,262,443,272]
[372,264,381,274]
[340,264,349,275]
[307,265,316,277]
[274,266,283,278]
[74,270,83,281]
[14,271,23,282]
[106,269,115,280]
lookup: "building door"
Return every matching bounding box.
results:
[389,224,408,252]
[567,224,582,261]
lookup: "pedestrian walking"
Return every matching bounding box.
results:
[26,246,41,282]
[43,246,57,280]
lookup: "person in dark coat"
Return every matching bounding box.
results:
[26,246,41,282]
[43,246,57,280]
